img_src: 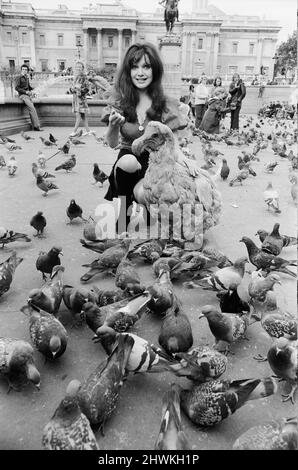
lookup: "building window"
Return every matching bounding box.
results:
[249,43,254,55]
[124,36,130,48]
[197,37,203,49]
[40,60,48,72]
[58,34,64,46]
[218,42,221,53]
[232,42,238,54]
[39,34,45,46]
[9,59,15,71]
[58,60,66,71]
[108,36,114,47]
[75,35,82,46]
[91,34,97,47]
[6,31,13,43]
[21,32,28,44]
[229,65,238,74]
[216,65,221,73]
[245,66,254,74]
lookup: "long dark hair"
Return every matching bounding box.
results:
[213,76,222,87]
[114,43,167,122]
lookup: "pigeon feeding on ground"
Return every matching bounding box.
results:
[0,155,6,168]
[21,131,34,141]
[0,228,31,248]
[7,156,18,176]
[29,265,65,315]
[92,163,108,186]
[0,251,23,298]
[40,136,56,147]
[55,155,76,173]
[49,133,58,144]
[36,174,59,196]
[35,246,63,281]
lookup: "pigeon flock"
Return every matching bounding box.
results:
[0,111,297,451]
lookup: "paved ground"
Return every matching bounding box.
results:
[0,115,296,450]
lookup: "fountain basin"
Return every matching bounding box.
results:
[0,97,109,135]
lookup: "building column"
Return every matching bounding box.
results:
[97,28,103,68]
[13,26,20,66]
[212,32,219,76]
[118,28,123,65]
[205,32,213,75]
[83,29,89,64]
[131,29,137,44]
[181,32,188,75]
[189,32,196,77]
[256,38,264,74]
[28,26,36,68]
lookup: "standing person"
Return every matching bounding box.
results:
[258,75,266,98]
[69,61,95,137]
[188,84,196,118]
[104,42,188,233]
[15,64,42,131]
[210,76,226,97]
[228,73,246,130]
[201,87,229,134]
[194,75,209,129]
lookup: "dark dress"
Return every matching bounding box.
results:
[228,80,246,130]
[200,98,227,134]
[104,96,188,201]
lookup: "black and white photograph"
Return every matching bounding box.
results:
[0,0,297,454]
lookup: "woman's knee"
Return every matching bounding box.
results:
[116,154,141,173]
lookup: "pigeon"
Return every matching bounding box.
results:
[0,228,31,248]
[0,251,23,298]
[256,227,297,253]
[21,130,34,141]
[40,136,56,147]
[21,303,68,359]
[248,271,281,304]
[69,137,85,145]
[0,134,15,143]
[55,155,76,173]
[265,161,278,173]
[77,334,134,431]
[92,163,108,186]
[0,337,41,392]
[114,256,143,295]
[256,223,284,256]
[32,163,55,179]
[264,182,281,213]
[66,199,87,224]
[5,142,22,151]
[92,327,165,374]
[192,256,248,291]
[36,174,59,196]
[128,239,167,264]
[0,155,6,168]
[58,140,71,154]
[165,345,228,383]
[49,133,58,144]
[80,237,125,254]
[259,292,297,340]
[80,238,131,283]
[84,293,151,335]
[155,384,189,450]
[36,246,63,281]
[7,156,18,176]
[216,284,250,315]
[180,377,277,427]
[233,416,298,450]
[220,159,230,180]
[266,338,298,404]
[62,285,97,326]
[147,269,175,315]
[42,380,99,450]
[94,288,130,307]
[158,297,193,355]
[30,212,47,237]
[37,151,46,168]
[199,305,250,354]
[229,170,249,186]
[202,246,233,268]
[28,265,65,315]
[240,236,297,277]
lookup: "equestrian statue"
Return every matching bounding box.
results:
[159,0,179,34]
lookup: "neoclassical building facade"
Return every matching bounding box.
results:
[0,0,281,79]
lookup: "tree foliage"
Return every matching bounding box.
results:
[276,30,297,72]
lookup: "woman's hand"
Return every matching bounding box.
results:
[109,110,125,127]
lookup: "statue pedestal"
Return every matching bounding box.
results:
[159,34,182,100]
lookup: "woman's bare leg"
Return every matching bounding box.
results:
[81,113,90,132]
[73,113,81,133]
